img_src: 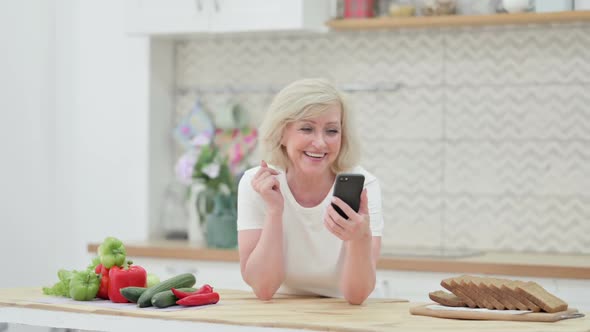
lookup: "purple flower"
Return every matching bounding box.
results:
[175,152,197,185]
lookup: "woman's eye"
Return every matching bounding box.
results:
[300,127,312,132]
[327,129,340,135]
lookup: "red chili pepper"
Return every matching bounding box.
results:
[171,284,214,299]
[94,264,110,300]
[176,292,220,306]
[107,261,147,303]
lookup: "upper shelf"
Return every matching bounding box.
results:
[326,10,590,30]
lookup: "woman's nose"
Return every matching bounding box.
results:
[312,134,327,149]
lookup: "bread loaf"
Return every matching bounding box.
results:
[432,275,568,312]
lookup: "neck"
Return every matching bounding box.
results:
[286,167,335,207]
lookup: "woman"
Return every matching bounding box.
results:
[237,78,384,305]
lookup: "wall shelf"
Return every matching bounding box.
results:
[326,10,590,30]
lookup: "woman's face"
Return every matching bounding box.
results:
[281,104,342,177]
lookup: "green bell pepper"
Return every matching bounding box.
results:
[69,270,100,301]
[98,236,127,269]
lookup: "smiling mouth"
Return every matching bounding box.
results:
[304,151,327,159]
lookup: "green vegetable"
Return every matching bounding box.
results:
[151,288,196,308]
[87,256,101,272]
[42,269,75,297]
[98,236,126,269]
[120,287,147,303]
[69,270,100,301]
[137,273,196,307]
[147,273,160,288]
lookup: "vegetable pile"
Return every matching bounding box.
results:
[42,236,219,308]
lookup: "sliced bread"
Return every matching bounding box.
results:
[429,290,467,307]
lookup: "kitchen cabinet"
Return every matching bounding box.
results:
[102,255,590,311]
[127,0,333,35]
[122,257,251,291]
[126,0,210,34]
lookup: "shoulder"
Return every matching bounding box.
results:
[347,165,379,186]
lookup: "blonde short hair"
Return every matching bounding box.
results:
[259,78,361,173]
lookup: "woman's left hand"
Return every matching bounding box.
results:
[324,189,371,242]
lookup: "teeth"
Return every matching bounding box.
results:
[305,151,325,158]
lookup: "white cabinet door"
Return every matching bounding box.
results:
[210,0,331,33]
[127,0,210,35]
[139,258,250,291]
[127,0,331,35]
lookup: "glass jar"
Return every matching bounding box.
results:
[389,0,417,17]
[457,0,497,15]
[420,0,457,16]
[499,0,534,13]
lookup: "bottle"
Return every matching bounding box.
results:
[389,0,416,16]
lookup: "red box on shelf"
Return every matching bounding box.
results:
[344,0,375,18]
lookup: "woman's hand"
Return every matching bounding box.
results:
[324,189,371,242]
[251,160,284,214]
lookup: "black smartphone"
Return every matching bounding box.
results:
[331,173,365,219]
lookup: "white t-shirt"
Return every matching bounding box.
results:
[237,165,384,297]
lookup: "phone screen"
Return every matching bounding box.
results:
[331,174,365,219]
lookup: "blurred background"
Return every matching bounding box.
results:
[1,0,589,300]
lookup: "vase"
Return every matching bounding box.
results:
[186,182,206,246]
[204,192,238,249]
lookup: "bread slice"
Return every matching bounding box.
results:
[486,278,522,310]
[429,290,467,307]
[502,280,541,312]
[475,277,508,310]
[516,281,568,313]
[441,276,477,308]
[462,276,494,309]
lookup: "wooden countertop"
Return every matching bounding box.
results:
[87,241,590,280]
[1,288,589,331]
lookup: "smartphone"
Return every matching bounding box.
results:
[331,173,365,219]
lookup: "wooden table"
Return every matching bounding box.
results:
[1,288,589,332]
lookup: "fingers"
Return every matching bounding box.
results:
[324,215,345,239]
[331,196,357,221]
[252,160,279,192]
[252,171,280,193]
[255,161,279,179]
[359,188,369,215]
[327,205,349,230]
[260,174,280,193]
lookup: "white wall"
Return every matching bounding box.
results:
[0,0,150,287]
[0,0,63,287]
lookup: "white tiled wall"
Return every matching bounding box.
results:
[174,23,590,254]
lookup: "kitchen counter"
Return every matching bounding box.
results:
[87,241,590,279]
[1,288,588,332]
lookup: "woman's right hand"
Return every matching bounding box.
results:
[251,160,284,214]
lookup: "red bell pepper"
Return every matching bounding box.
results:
[94,264,110,300]
[176,292,219,306]
[107,261,147,303]
[171,284,213,299]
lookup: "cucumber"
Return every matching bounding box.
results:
[137,273,196,307]
[151,287,196,308]
[120,287,147,303]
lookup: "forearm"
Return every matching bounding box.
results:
[243,210,285,299]
[340,234,376,305]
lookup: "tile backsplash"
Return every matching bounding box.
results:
[174,22,590,254]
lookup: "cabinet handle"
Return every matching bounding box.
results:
[213,0,220,12]
[194,0,203,12]
[382,279,391,298]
